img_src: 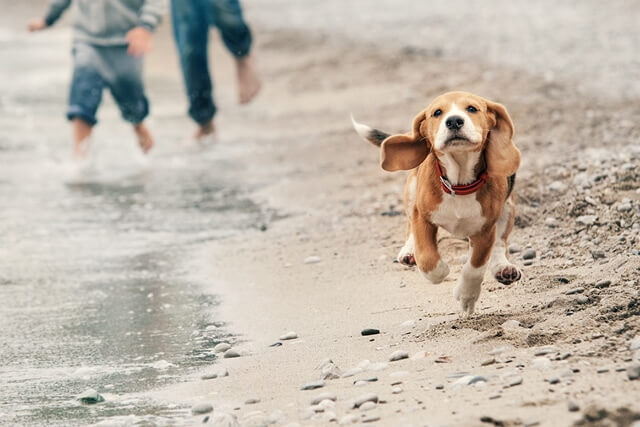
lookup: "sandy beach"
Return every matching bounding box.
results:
[2,1,639,426]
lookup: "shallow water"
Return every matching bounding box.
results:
[0,15,270,427]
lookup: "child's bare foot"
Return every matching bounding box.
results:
[192,120,216,146]
[236,55,261,104]
[72,118,92,161]
[134,123,154,153]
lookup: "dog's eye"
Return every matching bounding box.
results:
[433,109,442,117]
[466,105,477,113]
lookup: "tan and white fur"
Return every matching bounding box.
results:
[353,91,522,314]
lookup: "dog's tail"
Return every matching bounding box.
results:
[351,114,390,147]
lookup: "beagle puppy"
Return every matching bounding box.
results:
[353,91,522,314]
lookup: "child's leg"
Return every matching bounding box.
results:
[103,46,153,153]
[208,0,260,103]
[171,0,216,133]
[67,44,105,159]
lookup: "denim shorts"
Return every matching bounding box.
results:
[67,42,149,125]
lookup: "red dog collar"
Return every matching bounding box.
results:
[435,161,489,196]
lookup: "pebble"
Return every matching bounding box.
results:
[201,367,229,380]
[352,393,378,408]
[279,331,298,340]
[565,287,584,295]
[507,375,523,387]
[617,202,633,212]
[435,384,444,390]
[591,250,606,259]
[576,295,589,304]
[191,403,214,415]
[508,243,521,253]
[362,415,381,423]
[245,398,260,405]
[389,350,409,362]
[630,336,640,351]
[303,256,322,264]
[310,392,337,405]
[522,248,537,260]
[361,328,380,336]
[391,386,403,394]
[534,346,556,356]
[576,215,597,226]
[481,358,496,366]
[548,377,560,384]
[548,181,567,192]
[568,400,580,412]
[77,388,105,404]
[595,280,611,288]
[359,401,376,411]
[223,349,241,359]
[627,364,640,380]
[214,342,232,353]
[301,380,325,390]
[489,393,501,400]
[544,217,558,228]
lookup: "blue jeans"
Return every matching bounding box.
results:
[171,0,253,124]
[68,43,149,126]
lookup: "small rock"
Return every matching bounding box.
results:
[310,393,337,406]
[481,358,496,366]
[245,398,260,405]
[361,328,380,336]
[576,295,589,304]
[548,181,567,192]
[576,215,597,226]
[548,377,560,384]
[279,331,298,340]
[544,217,558,228]
[301,380,325,390]
[359,401,376,411]
[489,393,501,400]
[214,342,231,353]
[591,250,606,259]
[269,342,282,347]
[629,336,640,351]
[534,346,556,356]
[435,384,444,390]
[192,403,214,415]
[304,256,322,264]
[522,248,537,260]
[352,393,378,408]
[391,386,403,394]
[201,367,229,380]
[627,364,640,380]
[617,202,633,212]
[338,414,358,425]
[389,350,409,362]
[223,349,241,359]
[77,388,105,404]
[507,375,523,387]
[508,243,521,253]
[565,287,584,295]
[353,376,378,384]
[595,280,611,288]
[362,415,381,423]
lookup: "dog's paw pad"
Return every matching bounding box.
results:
[494,264,522,285]
[399,254,416,266]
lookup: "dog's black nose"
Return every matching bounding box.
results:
[446,116,464,130]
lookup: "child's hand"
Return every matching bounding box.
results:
[126,27,153,57]
[28,18,47,32]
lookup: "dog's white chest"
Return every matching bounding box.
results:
[430,195,485,237]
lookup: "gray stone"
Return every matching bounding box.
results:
[548,377,560,384]
[191,403,214,415]
[576,295,589,304]
[522,248,537,260]
[544,217,558,228]
[310,392,337,405]
[508,243,522,254]
[595,280,611,288]
[359,401,376,411]
[391,386,403,394]
[361,328,380,336]
[304,256,322,264]
[353,376,378,384]
[481,358,496,366]
[77,388,104,404]
[568,400,580,412]
[301,380,325,390]
[214,342,231,353]
[245,398,260,405]
[627,364,640,380]
[576,215,597,226]
[548,181,567,192]
[279,331,298,340]
[507,375,523,387]
[565,287,584,295]
[352,393,378,408]
[223,349,241,359]
[617,202,633,212]
[362,415,381,423]
[389,350,409,362]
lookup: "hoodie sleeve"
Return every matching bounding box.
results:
[44,0,72,26]
[138,0,167,31]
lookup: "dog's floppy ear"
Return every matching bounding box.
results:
[485,101,520,177]
[380,111,429,171]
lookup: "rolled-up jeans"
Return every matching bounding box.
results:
[171,0,253,124]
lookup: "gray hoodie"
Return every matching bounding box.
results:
[44,0,166,46]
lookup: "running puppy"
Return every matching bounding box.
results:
[353,91,522,314]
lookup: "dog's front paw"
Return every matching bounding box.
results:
[397,236,416,266]
[453,282,480,315]
[492,263,522,285]
[419,259,449,284]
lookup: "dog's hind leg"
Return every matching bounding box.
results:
[489,196,522,285]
